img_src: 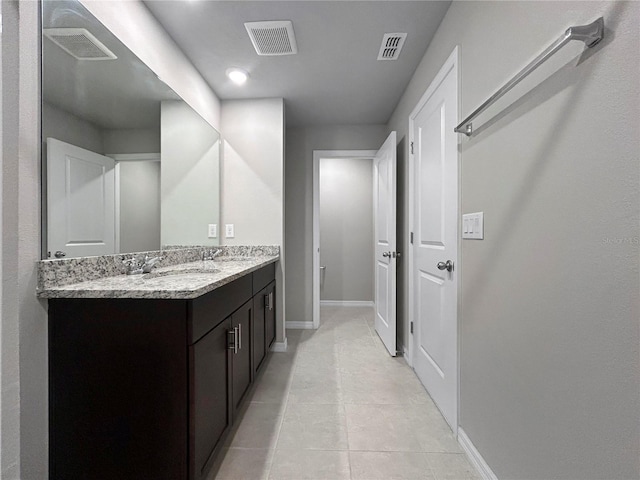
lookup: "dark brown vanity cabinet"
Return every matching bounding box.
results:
[230,300,253,415]
[190,316,232,480]
[265,281,276,349]
[49,264,276,480]
[253,282,276,373]
[252,264,276,374]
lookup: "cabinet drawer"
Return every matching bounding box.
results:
[189,274,252,344]
[253,263,275,295]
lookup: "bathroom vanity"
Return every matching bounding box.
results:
[41,251,277,480]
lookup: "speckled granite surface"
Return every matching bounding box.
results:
[37,245,279,299]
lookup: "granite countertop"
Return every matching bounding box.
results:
[37,254,278,300]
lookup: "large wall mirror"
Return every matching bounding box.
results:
[41,0,221,259]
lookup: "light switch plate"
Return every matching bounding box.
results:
[208,224,217,238]
[462,212,484,239]
[225,224,235,238]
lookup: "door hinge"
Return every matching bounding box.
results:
[410,232,414,244]
[410,322,414,334]
[410,141,414,155]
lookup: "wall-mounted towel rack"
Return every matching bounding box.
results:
[454,17,604,137]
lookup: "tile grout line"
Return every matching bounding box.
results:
[264,330,301,480]
[336,318,354,480]
[267,308,473,479]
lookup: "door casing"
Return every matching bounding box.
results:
[312,150,377,329]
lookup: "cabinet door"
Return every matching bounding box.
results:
[231,300,253,415]
[190,318,231,480]
[265,282,276,349]
[253,286,267,373]
[49,298,189,480]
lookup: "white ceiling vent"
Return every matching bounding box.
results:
[244,21,298,56]
[377,33,407,60]
[44,28,117,61]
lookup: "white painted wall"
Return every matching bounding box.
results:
[285,125,387,323]
[221,98,286,343]
[1,1,47,478]
[388,2,639,478]
[79,0,221,132]
[221,99,284,246]
[161,100,220,247]
[0,0,4,472]
[319,158,373,302]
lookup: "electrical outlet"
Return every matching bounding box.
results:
[208,224,217,238]
[225,224,235,238]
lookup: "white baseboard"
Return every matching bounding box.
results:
[285,321,315,330]
[270,338,288,352]
[458,427,498,480]
[320,300,374,307]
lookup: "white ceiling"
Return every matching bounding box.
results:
[144,1,451,127]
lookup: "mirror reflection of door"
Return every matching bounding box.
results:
[47,138,116,258]
[41,0,221,259]
[46,138,164,258]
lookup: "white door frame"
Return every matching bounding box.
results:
[106,153,160,254]
[312,150,377,329]
[407,45,460,418]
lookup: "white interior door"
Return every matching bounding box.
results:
[47,137,116,258]
[374,131,397,356]
[411,50,458,430]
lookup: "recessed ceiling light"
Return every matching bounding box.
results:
[226,67,249,85]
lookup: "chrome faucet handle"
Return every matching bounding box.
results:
[123,257,143,275]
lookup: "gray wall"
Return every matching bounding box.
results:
[388,2,639,479]
[161,100,220,247]
[42,102,104,153]
[319,157,373,302]
[285,125,387,322]
[119,160,161,253]
[103,128,160,154]
[221,98,286,343]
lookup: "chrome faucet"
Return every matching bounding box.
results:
[123,254,163,275]
[142,255,163,273]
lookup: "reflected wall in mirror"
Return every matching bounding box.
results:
[42,0,221,259]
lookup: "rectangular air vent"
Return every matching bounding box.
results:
[377,33,407,60]
[44,28,117,61]
[244,21,298,56]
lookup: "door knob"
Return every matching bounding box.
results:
[54,251,66,258]
[437,260,454,272]
[382,252,391,258]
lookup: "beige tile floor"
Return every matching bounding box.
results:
[211,306,480,480]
